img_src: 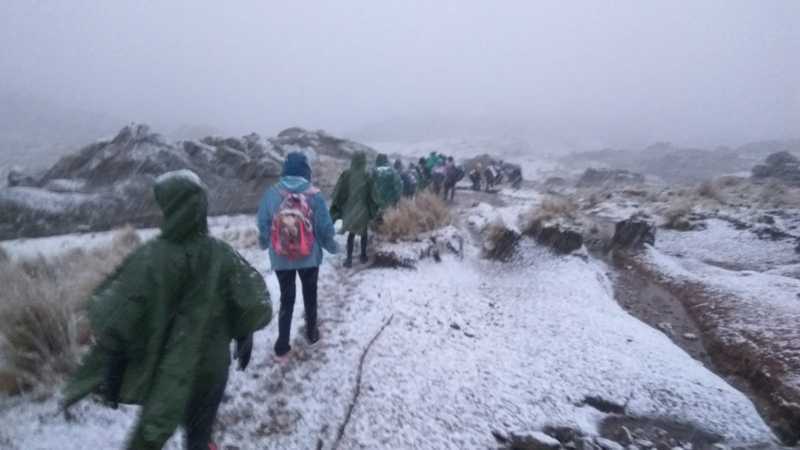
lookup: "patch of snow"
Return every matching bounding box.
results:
[657,218,799,271]
[155,169,204,189]
[588,200,645,222]
[0,187,98,214]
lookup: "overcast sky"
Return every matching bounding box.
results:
[1,0,798,149]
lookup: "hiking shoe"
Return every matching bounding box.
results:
[307,327,321,346]
[343,257,353,268]
[359,254,369,264]
[273,353,290,365]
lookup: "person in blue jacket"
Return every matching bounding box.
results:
[257,152,338,359]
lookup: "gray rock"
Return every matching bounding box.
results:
[507,431,562,450]
[595,437,625,450]
[576,437,601,450]
[611,218,656,250]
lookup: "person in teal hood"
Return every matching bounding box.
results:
[257,152,338,358]
[63,169,272,450]
[372,153,403,212]
[330,152,377,267]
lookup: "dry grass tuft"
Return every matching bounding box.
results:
[696,180,725,203]
[758,179,800,208]
[520,195,578,235]
[662,200,693,230]
[0,226,141,392]
[378,192,451,241]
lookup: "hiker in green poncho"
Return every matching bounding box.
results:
[63,169,272,450]
[371,153,403,212]
[330,152,377,268]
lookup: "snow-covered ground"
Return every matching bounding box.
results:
[655,218,800,272]
[0,194,780,449]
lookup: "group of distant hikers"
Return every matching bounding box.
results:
[468,160,522,192]
[60,148,481,449]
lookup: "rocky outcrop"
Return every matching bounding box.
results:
[577,168,644,188]
[0,124,377,239]
[524,220,584,255]
[751,151,800,186]
[482,223,521,261]
[611,217,655,250]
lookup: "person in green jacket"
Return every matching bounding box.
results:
[330,152,377,268]
[371,153,403,213]
[63,169,272,450]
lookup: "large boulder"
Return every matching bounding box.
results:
[611,217,656,250]
[483,223,521,261]
[524,220,584,255]
[751,151,800,186]
[0,124,376,239]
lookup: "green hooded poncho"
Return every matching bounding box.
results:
[371,153,403,211]
[62,170,271,445]
[330,152,377,234]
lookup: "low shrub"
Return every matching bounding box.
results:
[378,192,451,241]
[697,180,724,202]
[662,200,692,230]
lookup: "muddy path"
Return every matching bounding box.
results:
[604,250,799,447]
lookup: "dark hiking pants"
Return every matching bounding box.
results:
[346,231,368,260]
[274,267,320,356]
[127,371,228,450]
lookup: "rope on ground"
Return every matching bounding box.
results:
[330,313,395,450]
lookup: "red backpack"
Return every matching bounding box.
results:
[270,189,317,259]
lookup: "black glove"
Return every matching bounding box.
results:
[234,336,253,371]
[103,352,126,409]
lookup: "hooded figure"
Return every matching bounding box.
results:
[371,153,403,211]
[63,169,272,450]
[257,152,337,357]
[330,152,377,267]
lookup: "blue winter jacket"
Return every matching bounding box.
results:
[257,176,338,270]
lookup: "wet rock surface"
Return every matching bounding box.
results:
[611,218,656,250]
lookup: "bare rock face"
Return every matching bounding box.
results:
[577,168,645,188]
[0,124,377,239]
[611,217,656,250]
[751,151,800,186]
